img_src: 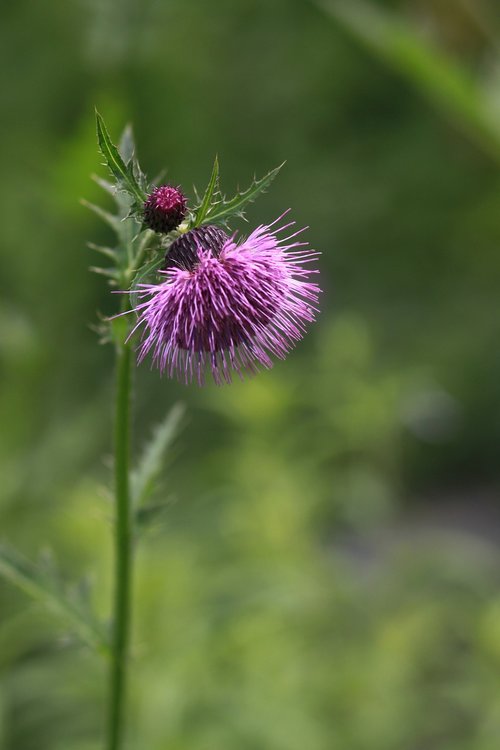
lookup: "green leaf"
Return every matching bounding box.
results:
[91,172,137,223]
[83,193,144,267]
[95,110,147,205]
[203,162,285,226]
[0,544,108,652]
[194,155,220,226]
[131,403,186,508]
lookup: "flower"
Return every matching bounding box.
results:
[143,185,187,233]
[129,214,321,385]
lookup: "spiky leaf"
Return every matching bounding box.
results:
[95,110,147,206]
[0,544,108,652]
[194,155,220,226]
[199,162,285,226]
[131,403,185,508]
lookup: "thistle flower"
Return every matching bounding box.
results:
[143,185,187,233]
[128,214,321,385]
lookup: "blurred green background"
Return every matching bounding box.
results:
[2,0,500,748]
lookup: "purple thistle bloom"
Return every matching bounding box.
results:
[143,185,187,233]
[129,213,321,385]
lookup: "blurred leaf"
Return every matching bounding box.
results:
[118,123,135,165]
[80,198,121,232]
[88,265,120,283]
[0,544,108,653]
[91,172,119,198]
[134,499,175,532]
[131,402,186,508]
[120,123,148,204]
[87,242,118,262]
[315,0,500,163]
[86,158,156,286]
[95,110,147,206]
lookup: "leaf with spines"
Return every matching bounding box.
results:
[84,163,155,281]
[95,110,147,207]
[194,161,285,227]
[131,403,185,509]
[0,543,108,652]
[193,155,220,226]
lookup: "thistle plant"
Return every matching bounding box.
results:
[0,111,320,750]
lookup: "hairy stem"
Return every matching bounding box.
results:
[107,338,133,750]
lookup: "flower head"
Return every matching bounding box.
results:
[143,185,187,233]
[129,214,321,385]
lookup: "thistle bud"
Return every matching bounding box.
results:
[143,185,187,233]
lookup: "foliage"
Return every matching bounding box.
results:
[192,154,285,228]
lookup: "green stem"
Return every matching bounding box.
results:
[107,338,133,750]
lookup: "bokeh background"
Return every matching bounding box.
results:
[1,0,500,748]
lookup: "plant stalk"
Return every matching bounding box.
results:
[107,337,133,750]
